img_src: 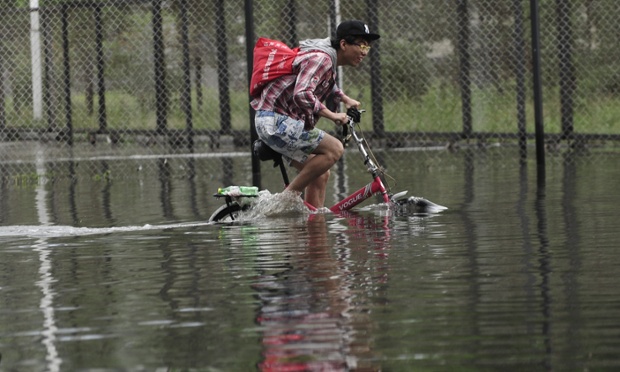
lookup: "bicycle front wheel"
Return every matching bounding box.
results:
[209,202,250,222]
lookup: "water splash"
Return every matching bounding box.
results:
[244,190,310,219]
[0,221,213,239]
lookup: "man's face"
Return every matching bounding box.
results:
[341,38,372,67]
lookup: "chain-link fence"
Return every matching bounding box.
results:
[1,0,619,178]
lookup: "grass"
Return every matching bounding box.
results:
[3,83,620,136]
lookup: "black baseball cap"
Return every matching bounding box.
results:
[336,20,380,41]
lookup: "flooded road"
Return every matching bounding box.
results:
[1,148,619,370]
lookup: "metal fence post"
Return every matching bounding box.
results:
[41,7,56,132]
[30,0,43,121]
[245,0,261,187]
[530,0,546,172]
[512,0,527,161]
[61,4,73,145]
[94,4,107,134]
[152,0,168,135]
[456,0,472,139]
[215,0,231,136]
[0,31,5,133]
[180,0,193,148]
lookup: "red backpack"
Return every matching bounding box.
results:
[249,37,299,98]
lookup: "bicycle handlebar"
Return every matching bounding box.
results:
[341,108,364,146]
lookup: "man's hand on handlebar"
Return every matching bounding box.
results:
[330,107,363,146]
[346,107,362,123]
[333,112,349,126]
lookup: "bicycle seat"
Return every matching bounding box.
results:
[253,140,283,165]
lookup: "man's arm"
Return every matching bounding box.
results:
[292,53,336,124]
[340,94,361,109]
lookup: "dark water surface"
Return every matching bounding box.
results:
[0,147,619,371]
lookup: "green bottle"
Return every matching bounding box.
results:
[238,186,258,195]
[217,186,258,196]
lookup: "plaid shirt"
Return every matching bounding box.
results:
[251,51,343,130]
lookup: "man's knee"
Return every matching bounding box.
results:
[324,138,344,163]
[334,141,344,158]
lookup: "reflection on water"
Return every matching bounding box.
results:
[34,146,62,372]
[0,149,619,370]
[253,213,391,371]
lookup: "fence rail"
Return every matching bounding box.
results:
[1,0,619,177]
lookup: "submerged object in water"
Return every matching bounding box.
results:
[393,195,448,214]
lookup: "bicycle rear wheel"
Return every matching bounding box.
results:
[209,202,250,222]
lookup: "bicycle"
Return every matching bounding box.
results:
[209,109,446,222]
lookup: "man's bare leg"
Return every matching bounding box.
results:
[288,134,343,208]
[300,169,329,208]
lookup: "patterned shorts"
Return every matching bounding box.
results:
[254,110,324,164]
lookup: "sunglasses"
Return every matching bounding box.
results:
[349,42,371,53]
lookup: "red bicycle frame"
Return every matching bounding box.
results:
[304,175,389,213]
[301,117,394,213]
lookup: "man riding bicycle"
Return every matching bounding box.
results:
[251,20,380,208]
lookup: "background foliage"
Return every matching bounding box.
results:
[0,0,618,172]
